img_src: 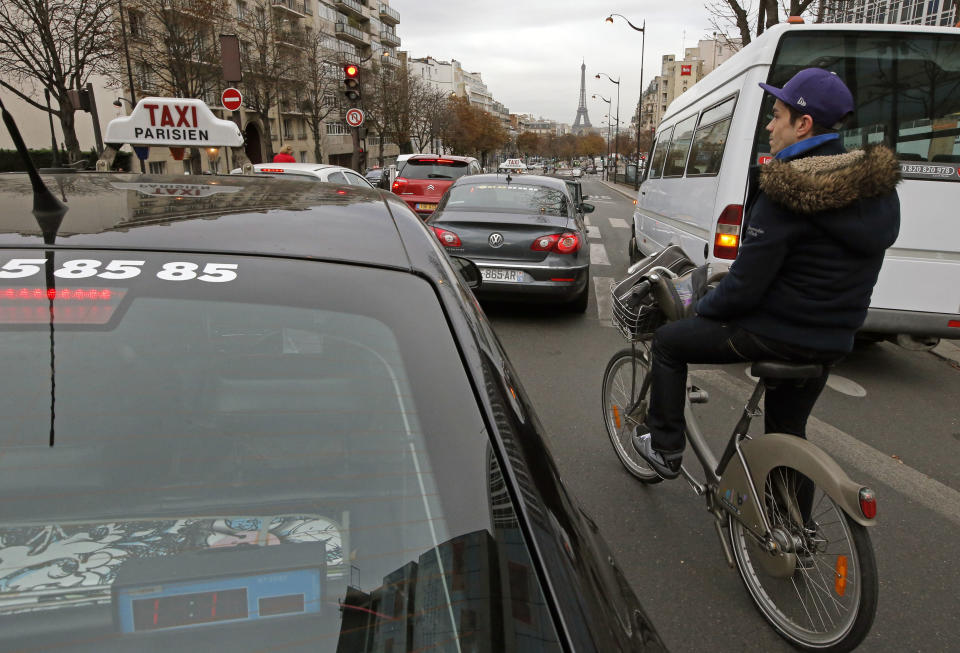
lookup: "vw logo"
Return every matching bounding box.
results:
[488,233,504,248]
[426,184,435,191]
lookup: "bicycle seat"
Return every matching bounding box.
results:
[751,361,823,379]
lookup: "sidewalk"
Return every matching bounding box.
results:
[598,178,637,200]
[933,339,960,365]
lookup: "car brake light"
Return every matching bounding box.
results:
[531,232,580,254]
[1,287,127,325]
[392,177,408,192]
[259,168,285,173]
[858,487,877,519]
[713,204,743,260]
[431,226,461,247]
[436,159,455,164]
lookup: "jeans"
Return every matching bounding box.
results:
[647,316,841,453]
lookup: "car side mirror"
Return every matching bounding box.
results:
[450,256,482,289]
[580,203,595,214]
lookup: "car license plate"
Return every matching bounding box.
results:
[480,268,524,283]
[415,203,438,211]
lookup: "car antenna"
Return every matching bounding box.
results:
[505,173,512,184]
[1,97,64,446]
[0,97,68,244]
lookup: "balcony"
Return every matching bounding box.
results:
[335,22,369,47]
[333,0,367,21]
[379,29,400,47]
[271,0,305,17]
[275,29,308,49]
[378,3,399,24]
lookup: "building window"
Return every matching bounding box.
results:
[127,9,144,38]
[326,122,347,135]
[148,161,166,174]
[236,0,246,20]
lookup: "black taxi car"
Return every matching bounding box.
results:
[0,171,664,651]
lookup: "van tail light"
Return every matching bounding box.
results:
[531,232,580,254]
[391,177,408,192]
[431,226,461,247]
[713,204,743,260]
[858,487,877,519]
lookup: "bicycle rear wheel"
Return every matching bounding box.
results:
[728,466,878,651]
[601,346,661,483]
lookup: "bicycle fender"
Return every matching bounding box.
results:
[718,433,875,532]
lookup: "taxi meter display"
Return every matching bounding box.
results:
[105,97,243,148]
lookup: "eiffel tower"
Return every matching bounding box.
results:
[572,61,592,133]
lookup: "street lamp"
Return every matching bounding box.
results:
[596,72,620,183]
[593,94,611,181]
[606,13,646,189]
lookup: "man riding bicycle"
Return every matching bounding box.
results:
[633,68,902,480]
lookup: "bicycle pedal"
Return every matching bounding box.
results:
[688,385,710,404]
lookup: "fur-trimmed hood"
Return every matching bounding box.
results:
[758,143,900,256]
[759,144,900,214]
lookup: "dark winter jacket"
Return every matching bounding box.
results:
[696,138,901,353]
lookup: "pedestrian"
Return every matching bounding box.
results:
[273,144,296,163]
[632,67,901,480]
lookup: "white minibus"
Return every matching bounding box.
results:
[631,22,960,346]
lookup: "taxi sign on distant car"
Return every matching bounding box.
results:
[104,97,243,148]
[499,158,527,170]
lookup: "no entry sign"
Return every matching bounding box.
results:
[221,87,243,111]
[345,108,364,128]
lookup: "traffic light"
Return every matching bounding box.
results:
[343,63,360,104]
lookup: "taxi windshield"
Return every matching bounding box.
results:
[444,183,569,215]
[0,251,559,650]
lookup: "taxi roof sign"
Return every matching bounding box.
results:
[499,158,527,169]
[105,97,243,148]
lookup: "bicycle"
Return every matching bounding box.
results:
[601,264,879,652]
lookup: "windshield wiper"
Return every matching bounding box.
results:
[426,174,453,179]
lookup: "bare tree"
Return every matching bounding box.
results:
[237,0,303,161]
[129,0,229,171]
[300,33,339,163]
[409,84,447,154]
[705,0,843,48]
[0,0,118,161]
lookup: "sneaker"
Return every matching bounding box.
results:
[631,430,683,480]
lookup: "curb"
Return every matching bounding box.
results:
[598,180,637,201]
[932,339,960,366]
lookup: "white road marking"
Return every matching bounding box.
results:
[744,366,867,397]
[694,369,960,526]
[586,225,601,239]
[590,242,610,266]
[594,276,613,326]
[609,218,630,229]
[584,216,592,226]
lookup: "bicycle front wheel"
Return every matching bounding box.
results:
[601,346,661,483]
[728,466,878,651]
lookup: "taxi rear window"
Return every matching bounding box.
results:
[444,183,569,216]
[0,250,560,650]
[400,158,470,179]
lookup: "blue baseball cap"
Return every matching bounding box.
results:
[759,68,854,129]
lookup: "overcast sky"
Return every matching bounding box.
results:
[390,0,718,126]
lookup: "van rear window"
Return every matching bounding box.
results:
[759,31,960,181]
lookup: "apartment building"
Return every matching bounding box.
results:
[638,37,739,135]
[821,0,957,26]
[5,0,403,173]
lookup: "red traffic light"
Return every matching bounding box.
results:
[344,64,359,78]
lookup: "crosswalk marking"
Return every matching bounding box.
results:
[590,242,610,266]
[586,225,601,239]
[609,218,630,229]
[584,216,592,226]
[593,276,613,326]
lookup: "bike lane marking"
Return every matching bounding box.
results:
[590,242,610,266]
[694,368,960,526]
[594,276,613,326]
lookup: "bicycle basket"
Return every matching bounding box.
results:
[609,246,697,341]
[610,278,663,340]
